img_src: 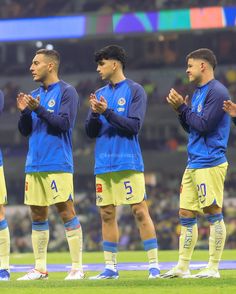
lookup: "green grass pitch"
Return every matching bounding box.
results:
[0,250,235,294]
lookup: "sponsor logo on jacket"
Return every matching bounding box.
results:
[118,97,126,106]
[48,99,56,107]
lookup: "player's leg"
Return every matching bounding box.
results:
[31,205,49,274]
[177,208,198,272]
[90,204,119,280]
[161,169,199,278]
[101,204,119,271]
[18,173,49,281]
[47,172,84,280]
[191,205,224,278]
[192,163,227,278]
[56,200,84,280]
[115,170,159,278]
[131,200,160,279]
[0,205,10,281]
[90,173,119,279]
[18,205,49,281]
[0,166,10,281]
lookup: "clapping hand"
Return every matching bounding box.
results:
[223,100,236,117]
[89,93,107,114]
[167,88,187,112]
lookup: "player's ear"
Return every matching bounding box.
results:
[113,61,118,71]
[48,62,54,72]
[200,62,206,71]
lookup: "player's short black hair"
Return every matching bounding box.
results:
[36,49,60,66]
[94,45,127,69]
[186,48,217,70]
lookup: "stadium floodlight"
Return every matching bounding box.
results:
[45,44,54,50]
[35,41,43,48]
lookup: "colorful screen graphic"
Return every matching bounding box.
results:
[113,12,157,33]
[0,6,235,42]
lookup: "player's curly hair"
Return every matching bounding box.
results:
[186,48,217,70]
[95,45,127,69]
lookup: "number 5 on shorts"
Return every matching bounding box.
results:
[124,181,132,195]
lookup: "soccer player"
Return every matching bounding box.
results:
[16,49,83,280]
[161,48,230,279]
[0,90,10,281]
[85,45,159,279]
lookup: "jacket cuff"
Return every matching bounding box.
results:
[102,108,112,118]
[91,112,100,119]
[21,108,32,115]
[34,105,45,115]
[177,103,188,113]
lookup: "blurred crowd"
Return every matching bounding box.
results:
[1,64,236,253]
[2,65,236,113]
[1,66,236,154]
[7,171,236,253]
[1,0,235,18]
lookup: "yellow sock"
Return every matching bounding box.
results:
[0,226,10,270]
[178,223,198,271]
[147,248,158,264]
[208,219,226,271]
[66,226,83,270]
[32,229,49,272]
[104,251,117,271]
[103,241,118,271]
[143,239,159,268]
[147,248,159,269]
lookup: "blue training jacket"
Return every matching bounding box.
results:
[18,80,79,173]
[0,90,4,167]
[177,79,230,168]
[85,79,146,175]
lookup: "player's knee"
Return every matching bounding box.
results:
[132,207,146,222]
[179,208,196,218]
[100,208,115,223]
[203,204,221,215]
[31,206,48,221]
[31,214,47,222]
[59,210,75,223]
[56,201,76,222]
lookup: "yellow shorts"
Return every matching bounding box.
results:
[180,162,228,213]
[95,170,146,206]
[25,172,74,206]
[0,166,7,205]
